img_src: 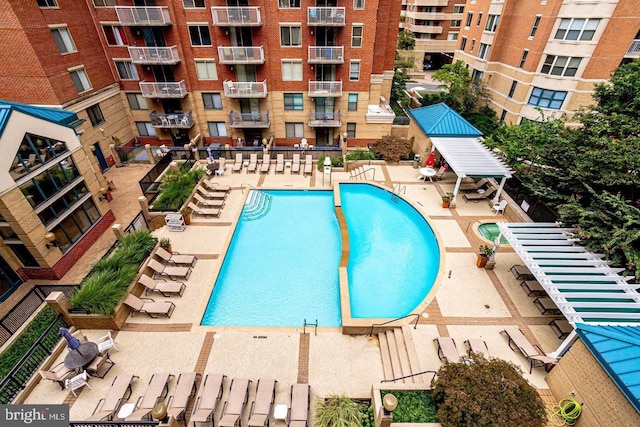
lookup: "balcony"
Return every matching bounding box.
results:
[308,46,344,64]
[308,111,341,127]
[150,111,194,128]
[229,112,270,128]
[365,98,395,124]
[410,24,443,34]
[115,6,172,26]
[223,80,268,98]
[212,7,262,27]
[308,7,346,26]
[626,39,640,57]
[217,46,265,64]
[139,80,187,98]
[308,80,342,97]
[129,46,180,65]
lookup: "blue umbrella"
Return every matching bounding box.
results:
[59,327,83,354]
[207,146,214,163]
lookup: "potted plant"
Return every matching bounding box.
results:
[180,207,192,225]
[441,192,454,208]
[477,245,494,268]
[159,238,172,253]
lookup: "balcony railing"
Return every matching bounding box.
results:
[129,46,180,65]
[217,46,265,64]
[224,80,268,98]
[229,112,270,128]
[366,97,395,124]
[139,80,188,98]
[308,46,344,64]
[115,6,172,26]
[308,111,342,127]
[626,39,640,57]
[212,7,262,26]
[410,24,443,34]
[308,80,342,97]
[308,7,346,26]
[150,111,194,128]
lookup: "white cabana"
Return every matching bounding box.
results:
[497,222,640,325]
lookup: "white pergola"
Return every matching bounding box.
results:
[431,137,513,203]
[497,222,640,325]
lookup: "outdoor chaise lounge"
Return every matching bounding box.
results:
[232,153,243,173]
[138,273,186,297]
[464,339,490,358]
[191,373,226,426]
[462,186,497,203]
[248,378,277,427]
[196,186,228,200]
[219,378,251,427]
[86,374,137,421]
[510,264,535,281]
[126,372,174,421]
[155,247,197,268]
[123,294,176,318]
[260,154,271,174]
[459,178,488,192]
[533,296,562,315]
[501,327,558,373]
[549,318,573,339]
[520,279,546,297]
[39,361,73,389]
[303,155,313,176]
[247,153,258,173]
[147,258,192,280]
[434,337,460,363]
[202,179,231,192]
[193,193,225,209]
[287,384,310,427]
[275,154,285,174]
[166,372,200,425]
[188,202,221,219]
[291,153,301,174]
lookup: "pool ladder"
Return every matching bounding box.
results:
[391,184,406,203]
[243,190,272,221]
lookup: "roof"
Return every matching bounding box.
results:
[0,100,80,138]
[575,324,640,413]
[431,137,513,178]
[409,103,482,137]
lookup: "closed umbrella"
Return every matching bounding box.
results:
[425,150,435,167]
[207,146,214,163]
[59,327,83,355]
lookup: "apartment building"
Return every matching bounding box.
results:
[454,0,640,124]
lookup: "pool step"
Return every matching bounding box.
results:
[377,327,424,383]
[243,190,272,221]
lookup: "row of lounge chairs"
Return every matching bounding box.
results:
[189,179,232,218]
[433,336,490,363]
[512,264,565,318]
[230,153,314,176]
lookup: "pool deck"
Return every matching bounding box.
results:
[11,161,561,423]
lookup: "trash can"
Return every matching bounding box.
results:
[412,154,421,169]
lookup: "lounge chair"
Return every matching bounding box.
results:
[188,201,221,219]
[166,372,199,425]
[260,154,271,174]
[247,153,258,173]
[138,273,186,297]
[464,339,490,358]
[39,361,73,389]
[287,384,310,427]
[191,373,226,425]
[549,318,573,339]
[194,193,225,209]
[86,374,137,421]
[196,186,228,200]
[86,352,115,378]
[533,296,562,315]
[501,327,558,373]
[203,180,231,192]
[275,154,285,174]
[462,186,497,203]
[219,378,252,427]
[126,372,174,421]
[147,258,192,280]
[520,280,545,297]
[291,153,301,174]
[123,294,176,318]
[434,337,460,363]
[155,247,197,268]
[232,153,243,173]
[248,378,277,427]
[303,155,313,177]
[510,264,535,281]
[459,178,488,192]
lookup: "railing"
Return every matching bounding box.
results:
[139,80,187,99]
[626,39,640,57]
[308,46,344,63]
[409,24,443,34]
[115,146,149,164]
[139,151,173,195]
[393,116,410,125]
[212,6,262,26]
[229,112,270,128]
[223,80,268,98]
[368,313,420,336]
[149,111,194,128]
[307,7,346,26]
[303,318,318,336]
[308,111,342,127]
[349,167,376,181]
[381,370,437,384]
[217,46,265,64]
[115,6,171,26]
[128,46,180,65]
[308,80,342,97]
[69,422,159,427]
[123,211,149,234]
[393,184,406,195]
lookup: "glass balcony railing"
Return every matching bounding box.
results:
[223,80,268,98]
[308,111,342,127]
[129,46,180,65]
[308,80,342,97]
[217,46,265,64]
[212,7,262,26]
[139,80,187,98]
[307,7,346,26]
[308,46,344,64]
[115,6,172,26]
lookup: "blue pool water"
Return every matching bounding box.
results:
[340,184,440,318]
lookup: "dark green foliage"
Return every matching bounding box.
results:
[431,353,547,427]
[397,31,415,50]
[314,395,361,427]
[316,156,343,171]
[370,135,412,162]
[153,168,204,210]
[358,402,375,427]
[346,150,376,161]
[391,68,411,113]
[380,390,438,423]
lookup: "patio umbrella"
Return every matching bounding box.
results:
[425,149,435,167]
[207,145,214,163]
[59,327,83,355]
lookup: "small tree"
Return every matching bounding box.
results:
[370,135,412,163]
[432,353,547,427]
[397,30,415,50]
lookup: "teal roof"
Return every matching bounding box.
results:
[575,324,640,413]
[408,103,482,137]
[0,100,80,138]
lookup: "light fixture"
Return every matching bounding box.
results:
[324,156,332,167]
[382,393,398,413]
[98,187,108,201]
[151,402,168,423]
[45,232,57,249]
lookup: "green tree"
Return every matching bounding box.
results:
[370,135,412,162]
[390,68,411,114]
[397,30,415,50]
[432,60,471,100]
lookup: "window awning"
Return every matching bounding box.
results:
[431,137,513,179]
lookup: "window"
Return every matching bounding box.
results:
[126,93,148,110]
[279,0,300,7]
[354,0,364,9]
[465,12,473,27]
[349,61,360,81]
[518,49,529,68]
[508,81,517,98]
[541,55,582,77]
[471,69,483,82]
[477,43,490,60]
[203,93,223,110]
[476,12,483,26]
[352,26,363,48]
[195,60,218,80]
[136,122,157,137]
[70,68,91,93]
[93,0,116,5]
[500,109,507,123]
[348,94,358,111]
[528,87,567,109]
[115,61,138,80]
[470,39,476,52]
[12,133,69,178]
[103,25,127,46]
[448,32,459,41]
[189,25,212,46]
[183,0,205,7]
[285,123,304,138]
[280,26,302,47]
[554,18,600,41]
[530,15,541,38]
[284,93,304,110]
[485,15,499,32]
[51,27,76,54]
[346,123,356,139]
[282,60,303,81]
[453,5,464,13]
[19,158,81,209]
[38,0,57,6]
[208,122,227,137]
[451,20,461,28]
[87,105,105,126]
[460,37,467,51]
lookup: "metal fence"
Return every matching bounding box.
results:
[69,422,159,427]
[139,151,173,195]
[115,145,150,164]
[123,211,149,235]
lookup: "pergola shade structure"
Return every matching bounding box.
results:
[498,223,640,325]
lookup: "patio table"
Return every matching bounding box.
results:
[64,342,99,371]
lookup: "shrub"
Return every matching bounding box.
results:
[153,168,203,210]
[314,395,361,427]
[380,390,438,423]
[358,401,375,427]
[432,353,547,427]
[370,135,412,162]
[346,150,376,161]
[316,156,343,170]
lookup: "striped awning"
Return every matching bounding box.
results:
[497,222,640,325]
